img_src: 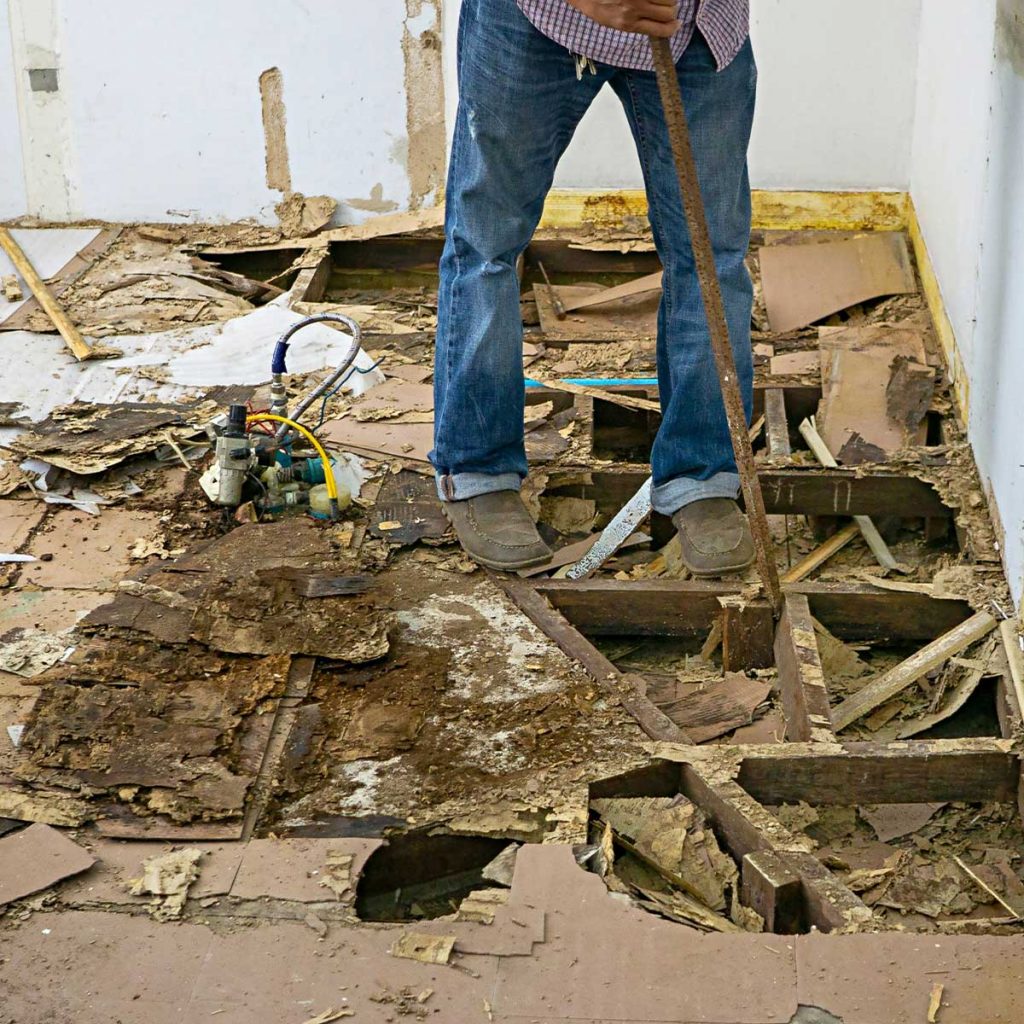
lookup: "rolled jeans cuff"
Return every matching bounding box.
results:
[436,471,522,503]
[651,472,741,516]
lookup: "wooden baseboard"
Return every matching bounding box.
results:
[539,187,910,232]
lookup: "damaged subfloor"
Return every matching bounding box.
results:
[1,211,1024,1022]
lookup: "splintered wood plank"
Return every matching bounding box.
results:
[832,611,998,731]
[781,523,859,584]
[741,851,804,934]
[494,574,692,744]
[774,593,835,742]
[764,388,792,458]
[0,228,94,360]
[734,738,1019,806]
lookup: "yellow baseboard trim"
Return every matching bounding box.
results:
[539,188,910,232]
[906,202,970,420]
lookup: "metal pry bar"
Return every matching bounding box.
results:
[648,36,782,615]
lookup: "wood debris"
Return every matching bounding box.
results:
[129,847,204,920]
[300,1008,354,1023]
[391,932,455,964]
[7,402,209,475]
[591,795,756,933]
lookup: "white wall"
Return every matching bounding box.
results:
[911,1,998,372]
[912,0,1024,602]
[748,0,921,190]
[4,0,417,224]
[443,0,922,192]
[911,0,1024,603]
[1,0,927,226]
[0,2,27,219]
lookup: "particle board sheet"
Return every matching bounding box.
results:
[0,822,95,905]
[759,232,916,333]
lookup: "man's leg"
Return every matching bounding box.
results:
[609,33,757,575]
[432,0,606,568]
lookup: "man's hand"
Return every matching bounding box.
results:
[566,0,680,37]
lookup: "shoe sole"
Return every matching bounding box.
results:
[685,556,756,578]
[465,550,554,572]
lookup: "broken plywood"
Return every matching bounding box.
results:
[0,822,95,905]
[657,672,772,743]
[7,402,208,475]
[817,325,934,462]
[760,233,916,333]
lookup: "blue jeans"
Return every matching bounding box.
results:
[431,0,756,516]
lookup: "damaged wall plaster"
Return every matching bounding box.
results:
[7,0,77,220]
[0,4,28,219]
[402,0,446,210]
[346,184,400,213]
[259,67,292,193]
[997,0,1024,72]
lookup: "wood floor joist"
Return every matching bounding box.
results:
[543,467,953,521]
[494,573,694,744]
[590,739,1021,932]
[774,593,835,743]
[534,579,974,644]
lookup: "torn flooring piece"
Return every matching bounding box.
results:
[759,232,916,333]
[0,822,95,905]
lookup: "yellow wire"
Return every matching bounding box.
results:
[245,413,339,512]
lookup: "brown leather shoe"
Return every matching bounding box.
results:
[443,491,552,571]
[672,497,755,578]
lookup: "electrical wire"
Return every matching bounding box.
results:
[246,413,341,520]
[312,356,386,433]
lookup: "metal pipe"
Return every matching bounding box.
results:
[268,313,363,442]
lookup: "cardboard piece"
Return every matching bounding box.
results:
[769,351,820,376]
[817,325,933,462]
[759,233,916,333]
[0,822,95,905]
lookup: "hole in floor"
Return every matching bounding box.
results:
[355,830,514,922]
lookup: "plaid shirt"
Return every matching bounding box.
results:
[516,0,749,71]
